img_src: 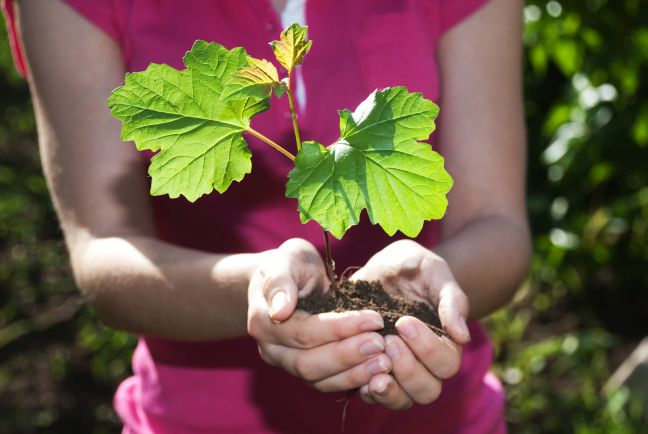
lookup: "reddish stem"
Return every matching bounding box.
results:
[322,229,337,289]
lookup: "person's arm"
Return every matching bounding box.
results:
[434,0,530,319]
[16,0,388,394]
[353,0,530,409]
[15,0,258,340]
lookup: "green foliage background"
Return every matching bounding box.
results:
[0,1,646,432]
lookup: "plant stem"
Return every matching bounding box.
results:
[322,229,337,288]
[245,127,295,161]
[284,78,334,287]
[286,78,302,151]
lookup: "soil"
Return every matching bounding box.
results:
[297,279,445,337]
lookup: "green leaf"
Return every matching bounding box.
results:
[107,41,269,202]
[223,57,283,100]
[271,23,312,73]
[552,39,583,76]
[274,78,289,98]
[633,104,648,147]
[286,87,452,239]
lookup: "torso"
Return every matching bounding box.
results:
[271,0,287,15]
[29,1,505,432]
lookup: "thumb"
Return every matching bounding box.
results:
[437,281,471,345]
[261,257,299,322]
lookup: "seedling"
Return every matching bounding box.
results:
[107,24,453,333]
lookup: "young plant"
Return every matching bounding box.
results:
[107,24,453,321]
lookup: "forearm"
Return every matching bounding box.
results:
[433,0,528,320]
[73,233,269,340]
[14,1,266,341]
[433,215,531,320]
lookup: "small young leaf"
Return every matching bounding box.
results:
[274,78,291,98]
[274,81,287,98]
[107,41,269,202]
[286,87,453,239]
[271,23,312,73]
[223,57,283,100]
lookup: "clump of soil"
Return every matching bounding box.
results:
[297,279,445,337]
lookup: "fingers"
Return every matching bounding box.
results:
[359,384,377,404]
[360,320,459,409]
[249,301,385,350]
[384,335,442,404]
[436,280,471,344]
[352,244,471,346]
[250,238,330,322]
[367,373,413,410]
[360,335,448,409]
[269,310,384,348]
[312,354,392,392]
[264,276,299,322]
[248,256,297,323]
[395,316,462,380]
[260,332,386,382]
[257,253,301,322]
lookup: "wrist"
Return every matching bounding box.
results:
[210,250,276,289]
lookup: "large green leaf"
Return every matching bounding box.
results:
[107,41,269,201]
[286,87,452,239]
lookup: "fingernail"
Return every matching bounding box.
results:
[385,339,400,359]
[360,317,384,332]
[269,291,287,318]
[367,358,389,375]
[460,316,471,342]
[397,319,418,339]
[374,377,389,395]
[360,339,384,356]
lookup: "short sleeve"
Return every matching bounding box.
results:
[439,0,489,34]
[1,0,125,78]
[62,0,123,43]
[2,0,26,76]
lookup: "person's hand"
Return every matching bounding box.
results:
[351,239,470,409]
[248,238,392,392]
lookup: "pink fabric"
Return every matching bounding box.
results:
[4,0,505,432]
[117,325,504,434]
[2,0,26,76]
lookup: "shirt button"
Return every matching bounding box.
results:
[283,110,292,119]
[265,22,275,31]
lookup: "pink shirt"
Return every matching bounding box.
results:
[3,1,506,432]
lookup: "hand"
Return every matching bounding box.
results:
[248,238,392,392]
[351,239,470,409]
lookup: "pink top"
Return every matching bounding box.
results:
[3,0,506,432]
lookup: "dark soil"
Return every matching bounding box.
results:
[297,279,445,337]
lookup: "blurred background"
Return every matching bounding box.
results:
[1,0,646,433]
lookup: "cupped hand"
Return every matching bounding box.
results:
[351,239,470,409]
[248,238,392,392]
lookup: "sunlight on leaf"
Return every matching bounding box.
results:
[271,23,312,74]
[286,87,452,239]
[223,57,283,100]
[108,41,269,201]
